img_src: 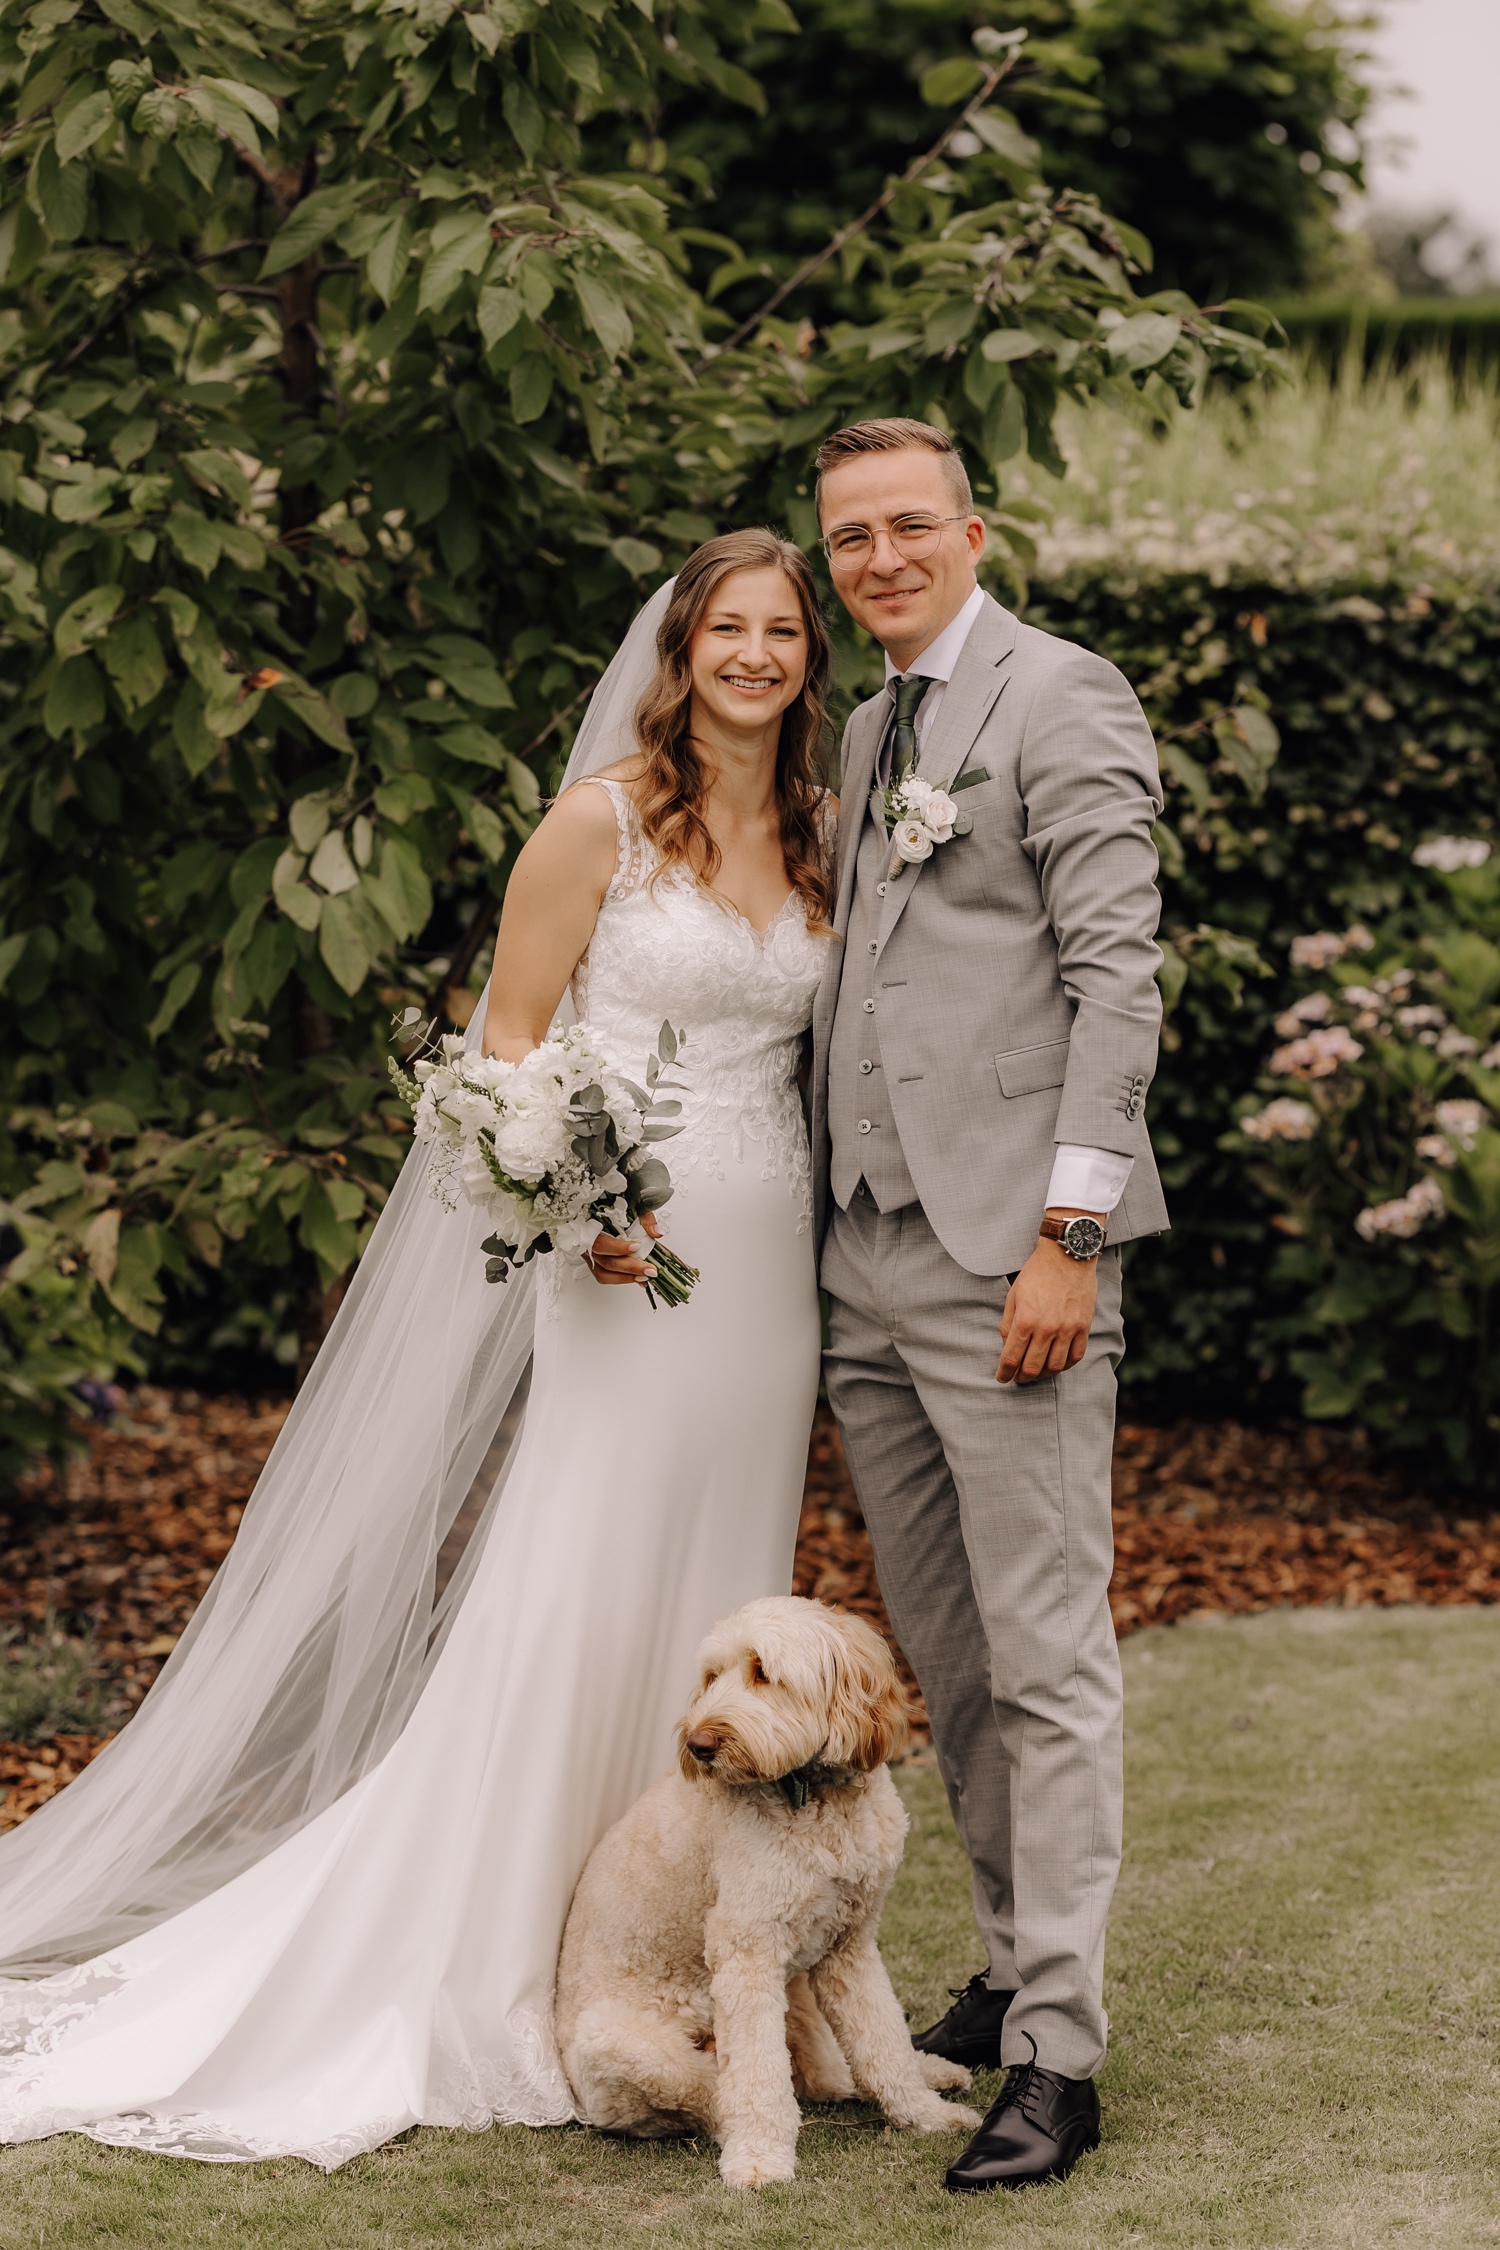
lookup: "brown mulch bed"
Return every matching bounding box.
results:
[2,1390,1497,1824]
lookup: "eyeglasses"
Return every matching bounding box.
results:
[821,513,970,575]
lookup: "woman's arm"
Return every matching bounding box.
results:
[480,783,618,1061]
[480,781,655,1287]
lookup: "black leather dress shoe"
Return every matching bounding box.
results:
[944,2038,1100,2193]
[911,1972,1015,2070]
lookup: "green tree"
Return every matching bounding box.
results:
[666,0,1371,312]
[0,0,1275,1472]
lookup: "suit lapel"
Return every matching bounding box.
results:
[877,595,1018,954]
[833,695,884,937]
[813,693,885,1054]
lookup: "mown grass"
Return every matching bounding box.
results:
[3,1606,1499,2249]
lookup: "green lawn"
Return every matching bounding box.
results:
[4,1607,1499,2250]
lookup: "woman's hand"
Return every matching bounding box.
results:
[588,1211,663,1287]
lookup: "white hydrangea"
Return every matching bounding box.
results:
[1436,1028,1480,1059]
[1412,836,1492,872]
[1355,1176,1446,1241]
[1270,1025,1364,1079]
[1433,1099,1486,1149]
[1273,993,1333,1037]
[1242,1098,1319,1142]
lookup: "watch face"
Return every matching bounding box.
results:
[1063,1215,1105,1260]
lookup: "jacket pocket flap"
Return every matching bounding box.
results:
[994,1039,1071,1098]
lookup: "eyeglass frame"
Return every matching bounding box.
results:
[820,511,975,575]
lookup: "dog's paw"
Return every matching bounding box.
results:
[718,2141,797,2189]
[903,2093,983,2135]
[915,2052,972,2092]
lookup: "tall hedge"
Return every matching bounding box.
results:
[1021,572,1500,1414]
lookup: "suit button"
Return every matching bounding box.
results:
[867,941,877,954]
[863,998,875,1014]
[858,1060,874,1075]
[876,882,887,896]
[857,1119,873,1134]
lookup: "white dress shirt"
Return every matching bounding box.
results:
[885,583,1135,1222]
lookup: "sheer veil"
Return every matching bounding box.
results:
[0,578,677,1975]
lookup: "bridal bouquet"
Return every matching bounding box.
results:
[389,1018,700,1307]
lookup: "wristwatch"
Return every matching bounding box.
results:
[1039,1212,1106,1261]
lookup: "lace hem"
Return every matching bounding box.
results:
[0,1971,578,2169]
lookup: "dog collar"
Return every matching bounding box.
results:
[776,1759,856,1811]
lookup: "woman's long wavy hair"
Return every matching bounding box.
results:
[629,530,835,931]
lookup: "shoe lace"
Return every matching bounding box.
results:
[990,2031,1045,2123]
[945,1971,990,2008]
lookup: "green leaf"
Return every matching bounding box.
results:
[54,584,124,660]
[1213,707,1280,803]
[201,75,280,137]
[425,636,514,708]
[509,353,553,425]
[920,57,986,106]
[318,891,373,994]
[147,959,200,1039]
[610,536,662,579]
[969,111,1041,173]
[574,271,633,358]
[35,143,88,242]
[43,656,105,738]
[0,931,29,994]
[171,680,221,777]
[100,614,166,712]
[981,328,1044,363]
[437,722,508,769]
[56,89,116,165]
[503,77,544,162]
[165,505,222,577]
[464,798,508,861]
[478,285,523,351]
[367,205,415,305]
[1105,309,1182,372]
[417,208,493,314]
[261,184,366,279]
[308,828,361,895]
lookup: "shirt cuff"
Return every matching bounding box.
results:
[1045,1144,1134,1218]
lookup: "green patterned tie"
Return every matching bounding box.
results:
[886,673,931,788]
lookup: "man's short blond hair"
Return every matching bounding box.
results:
[814,417,974,520]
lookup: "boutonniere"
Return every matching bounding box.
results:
[875,773,973,878]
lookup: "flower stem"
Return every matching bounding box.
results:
[644,1242,699,1309]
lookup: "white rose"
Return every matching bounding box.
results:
[893,818,934,864]
[922,789,958,841]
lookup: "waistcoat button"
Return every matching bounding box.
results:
[867,941,877,954]
[876,881,887,897]
[862,998,875,1014]
[858,1060,873,1075]
[857,1119,872,1134]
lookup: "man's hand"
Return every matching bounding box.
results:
[997,1221,1101,1385]
[588,1211,663,1287]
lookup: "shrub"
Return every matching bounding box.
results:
[1018,566,1500,1425]
[0,1615,121,1744]
[1228,846,1500,1491]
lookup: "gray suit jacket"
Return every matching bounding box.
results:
[812,591,1169,1277]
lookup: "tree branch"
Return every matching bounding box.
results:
[702,52,1022,366]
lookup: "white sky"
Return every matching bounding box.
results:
[1358,0,1500,251]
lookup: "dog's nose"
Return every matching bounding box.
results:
[686,1728,720,1762]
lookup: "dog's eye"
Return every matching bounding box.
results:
[748,1656,769,1686]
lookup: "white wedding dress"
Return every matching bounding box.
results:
[0,778,829,2168]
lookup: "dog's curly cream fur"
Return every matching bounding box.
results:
[555,1596,980,2187]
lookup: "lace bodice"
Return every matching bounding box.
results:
[570,779,832,1222]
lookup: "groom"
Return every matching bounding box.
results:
[810,418,1167,2193]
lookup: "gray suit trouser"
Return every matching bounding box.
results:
[821,1192,1124,2079]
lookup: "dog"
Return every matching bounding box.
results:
[554,1594,981,2187]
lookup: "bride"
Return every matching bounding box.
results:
[0,529,837,2167]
